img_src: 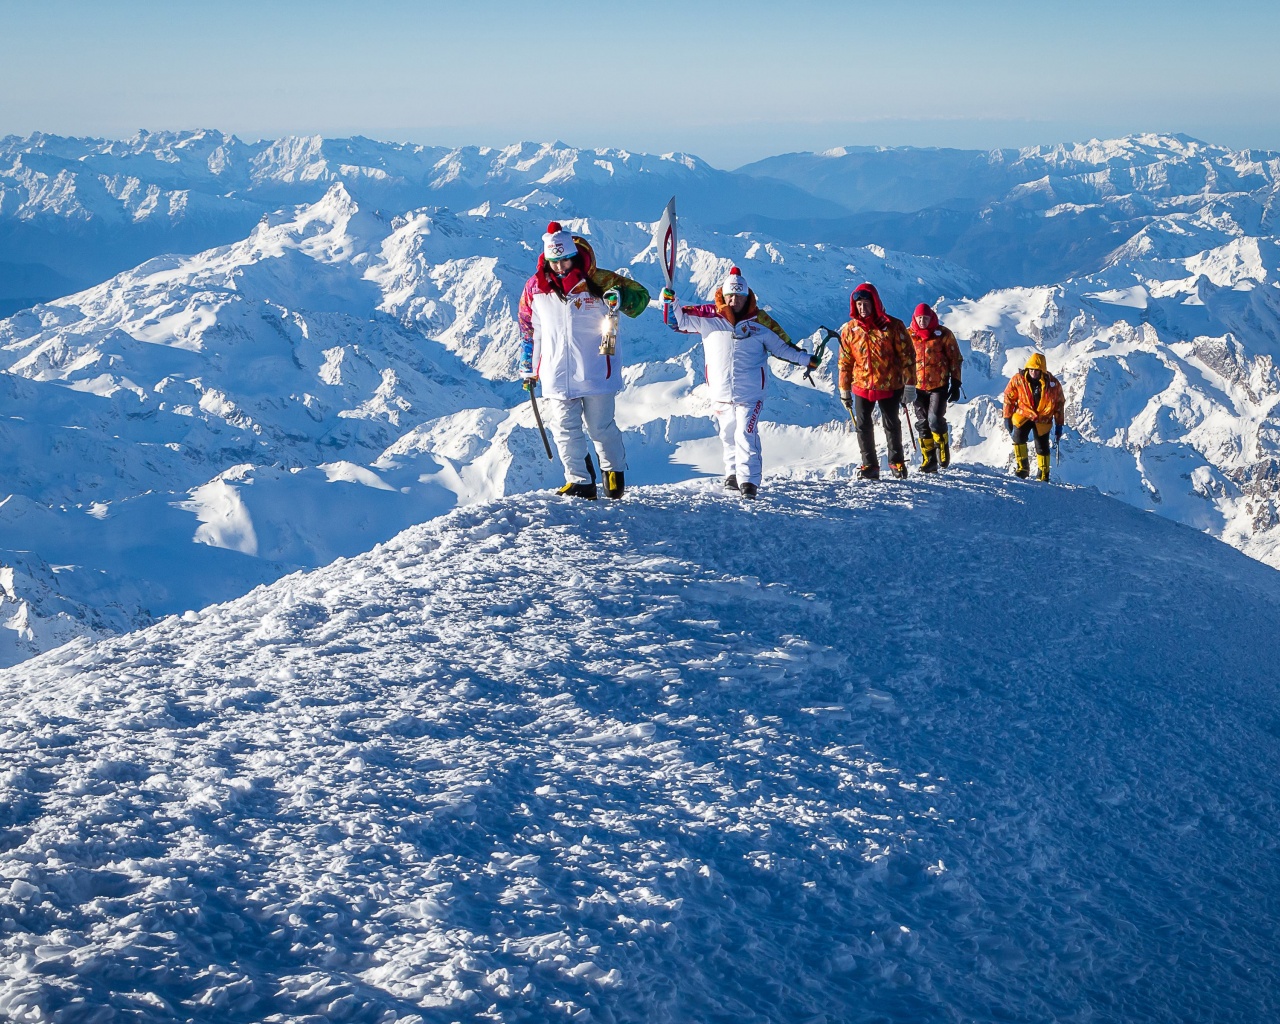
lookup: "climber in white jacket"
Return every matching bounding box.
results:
[519,222,650,500]
[662,266,817,499]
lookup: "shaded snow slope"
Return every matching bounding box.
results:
[2,471,1279,1023]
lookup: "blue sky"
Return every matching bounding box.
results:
[2,0,1278,167]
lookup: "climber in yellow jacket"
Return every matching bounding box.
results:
[1002,353,1065,482]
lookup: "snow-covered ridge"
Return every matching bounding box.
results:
[2,474,1279,1022]
[0,131,844,313]
[734,133,1280,286]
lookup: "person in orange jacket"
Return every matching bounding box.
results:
[837,283,916,480]
[907,303,963,473]
[1002,352,1066,481]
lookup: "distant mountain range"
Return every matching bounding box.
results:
[736,134,1280,284]
[9,130,1279,312]
[0,131,843,314]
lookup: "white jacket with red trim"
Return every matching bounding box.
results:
[671,292,809,404]
[528,284,620,400]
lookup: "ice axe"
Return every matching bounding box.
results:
[804,326,840,387]
[902,392,919,454]
[527,384,553,460]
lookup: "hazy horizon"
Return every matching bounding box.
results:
[2,0,1278,168]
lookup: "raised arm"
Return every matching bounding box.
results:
[667,301,721,336]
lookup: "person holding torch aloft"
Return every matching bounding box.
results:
[661,266,818,499]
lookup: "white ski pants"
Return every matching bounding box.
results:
[714,399,764,487]
[542,394,627,484]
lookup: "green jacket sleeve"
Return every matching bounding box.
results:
[592,268,651,319]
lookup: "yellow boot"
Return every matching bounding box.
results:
[920,434,939,473]
[1037,453,1051,482]
[934,429,951,468]
[1013,442,1030,478]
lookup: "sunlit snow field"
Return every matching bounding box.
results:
[2,470,1278,1023]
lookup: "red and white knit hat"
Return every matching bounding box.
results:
[722,266,749,297]
[542,221,578,261]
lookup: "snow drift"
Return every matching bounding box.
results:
[1,470,1278,1023]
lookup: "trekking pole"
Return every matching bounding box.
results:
[1055,431,1061,467]
[902,399,919,453]
[527,386,553,460]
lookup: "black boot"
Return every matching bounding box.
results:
[740,482,758,499]
[605,470,625,499]
[557,481,598,500]
[724,474,739,491]
[857,464,880,481]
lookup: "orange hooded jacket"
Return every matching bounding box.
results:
[837,283,916,398]
[908,304,963,392]
[1003,369,1065,429]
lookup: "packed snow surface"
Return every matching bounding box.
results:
[2,470,1278,1023]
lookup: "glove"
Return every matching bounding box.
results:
[1004,417,1014,435]
[806,354,820,370]
[839,389,853,412]
[947,377,962,403]
[522,376,538,392]
[603,288,621,312]
[1055,424,1064,440]
[660,287,675,304]
[902,385,917,406]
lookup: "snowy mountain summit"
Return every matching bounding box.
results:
[2,472,1279,1023]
